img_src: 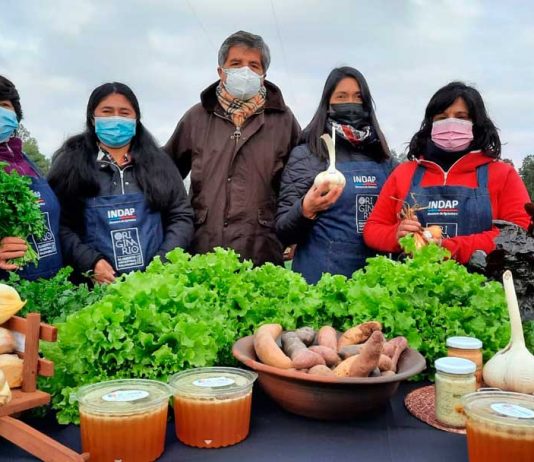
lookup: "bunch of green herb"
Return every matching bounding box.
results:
[8,267,107,323]
[0,161,46,267]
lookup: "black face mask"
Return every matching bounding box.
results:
[328,103,370,128]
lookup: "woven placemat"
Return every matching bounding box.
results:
[404,385,466,435]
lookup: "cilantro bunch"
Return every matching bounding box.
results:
[0,162,46,267]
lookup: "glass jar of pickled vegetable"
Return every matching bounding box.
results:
[446,336,483,388]
[435,357,476,428]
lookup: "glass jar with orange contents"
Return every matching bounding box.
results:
[446,336,483,388]
[169,367,257,448]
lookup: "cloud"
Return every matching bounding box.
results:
[0,0,533,167]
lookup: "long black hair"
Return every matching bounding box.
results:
[300,67,389,161]
[48,82,180,210]
[407,81,501,159]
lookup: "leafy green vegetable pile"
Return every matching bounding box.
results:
[8,267,106,323]
[0,161,46,267]
[37,238,513,424]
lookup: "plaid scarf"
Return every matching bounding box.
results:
[216,84,266,129]
[326,118,377,147]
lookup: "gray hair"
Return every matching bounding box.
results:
[218,30,271,72]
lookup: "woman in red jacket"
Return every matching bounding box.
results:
[364,81,531,264]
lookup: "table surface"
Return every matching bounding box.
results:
[1,382,468,462]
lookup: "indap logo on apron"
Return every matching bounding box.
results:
[110,228,144,270]
[107,207,137,225]
[426,200,459,217]
[352,175,377,189]
[355,194,378,233]
[33,190,46,206]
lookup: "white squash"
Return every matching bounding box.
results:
[0,283,26,325]
[483,270,534,393]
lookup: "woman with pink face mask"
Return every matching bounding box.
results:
[363,81,531,264]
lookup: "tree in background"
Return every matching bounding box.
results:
[390,148,407,164]
[520,155,534,199]
[18,124,50,174]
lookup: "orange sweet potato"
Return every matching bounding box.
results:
[308,365,336,377]
[347,331,384,377]
[254,324,293,369]
[338,321,382,349]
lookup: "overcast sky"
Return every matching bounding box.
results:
[1,0,533,167]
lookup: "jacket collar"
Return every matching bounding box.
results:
[417,151,495,174]
[200,79,287,113]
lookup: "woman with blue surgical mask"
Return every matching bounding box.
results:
[48,82,193,284]
[364,81,531,265]
[0,75,63,280]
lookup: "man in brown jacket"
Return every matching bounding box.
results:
[164,30,300,266]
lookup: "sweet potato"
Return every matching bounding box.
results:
[338,321,382,349]
[339,344,362,359]
[253,324,293,369]
[378,354,393,372]
[383,336,407,358]
[391,338,408,372]
[295,327,316,346]
[348,331,384,377]
[316,326,337,351]
[281,332,325,370]
[333,355,359,377]
[381,370,396,377]
[309,345,341,367]
[308,365,336,377]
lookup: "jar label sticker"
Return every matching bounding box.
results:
[102,390,149,402]
[491,403,534,419]
[193,377,235,388]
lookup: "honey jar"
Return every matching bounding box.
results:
[446,336,483,388]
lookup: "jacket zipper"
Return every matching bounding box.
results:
[418,150,483,185]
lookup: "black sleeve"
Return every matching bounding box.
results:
[58,198,106,275]
[157,175,194,259]
[275,145,322,247]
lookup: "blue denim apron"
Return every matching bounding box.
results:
[407,164,493,238]
[293,160,390,284]
[83,192,163,274]
[14,176,63,280]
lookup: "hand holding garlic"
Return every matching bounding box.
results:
[302,181,344,219]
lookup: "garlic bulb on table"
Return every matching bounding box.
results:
[483,270,534,394]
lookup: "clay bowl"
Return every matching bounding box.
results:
[232,335,426,420]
